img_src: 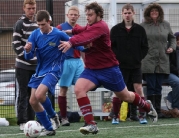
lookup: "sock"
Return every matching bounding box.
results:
[77,97,94,125]
[133,93,150,112]
[36,110,53,131]
[139,97,146,118]
[41,97,56,118]
[58,96,67,118]
[113,97,121,118]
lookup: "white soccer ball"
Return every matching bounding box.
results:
[24,120,42,138]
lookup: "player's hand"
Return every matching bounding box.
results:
[63,29,72,34]
[84,42,92,48]
[24,42,32,53]
[59,41,72,53]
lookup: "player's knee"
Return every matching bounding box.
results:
[29,98,37,107]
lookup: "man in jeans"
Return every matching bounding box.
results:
[12,0,38,130]
[163,32,179,111]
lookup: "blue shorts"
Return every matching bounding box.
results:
[59,58,84,87]
[28,73,59,95]
[79,66,126,92]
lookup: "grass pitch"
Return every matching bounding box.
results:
[0,118,179,138]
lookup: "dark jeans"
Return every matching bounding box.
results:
[163,73,179,109]
[144,73,166,96]
[16,68,35,125]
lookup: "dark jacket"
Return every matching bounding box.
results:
[110,21,148,69]
[170,47,179,76]
[12,14,38,70]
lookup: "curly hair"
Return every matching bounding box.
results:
[143,3,164,23]
[85,2,104,18]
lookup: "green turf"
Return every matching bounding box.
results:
[0,105,16,118]
[0,118,179,138]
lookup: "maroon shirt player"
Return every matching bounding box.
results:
[59,2,158,135]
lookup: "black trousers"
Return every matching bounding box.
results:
[16,68,35,125]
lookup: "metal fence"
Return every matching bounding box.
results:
[0,1,179,118]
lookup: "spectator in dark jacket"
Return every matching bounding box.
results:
[110,3,148,124]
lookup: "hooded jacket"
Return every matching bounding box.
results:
[140,4,176,74]
[12,14,38,70]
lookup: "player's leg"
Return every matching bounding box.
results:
[58,59,79,126]
[75,69,99,135]
[58,86,69,126]
[115,89,158,123]
[132,68,147,124]
[29,87,55,136]
[101,66,157,123]
[41,73,60,130]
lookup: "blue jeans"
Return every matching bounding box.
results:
[144,73,166,96]
[163,73,179,109]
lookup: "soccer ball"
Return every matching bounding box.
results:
[24,120,42,138]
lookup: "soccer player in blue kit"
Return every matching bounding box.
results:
[24,10,69,136]
[56,6,85,126]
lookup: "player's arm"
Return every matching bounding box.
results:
[69,24,104,47]
[24,33,36,60]
[72,26,86,34]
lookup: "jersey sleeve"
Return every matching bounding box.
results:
[24,31,36,60]
[60,31,70,41]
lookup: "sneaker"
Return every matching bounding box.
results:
[112,118,119,124]
[20,123,26,131]
[164,96,172,110]
[79,124,99,135]
[139,118,148,124]
[39,129,56,136]
[146,100,158,123]
[61,118,70,126]
[50,113,60,130]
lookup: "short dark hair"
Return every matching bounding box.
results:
[36,10,50,22]
[122,3,134,12]
[85,2,104,18]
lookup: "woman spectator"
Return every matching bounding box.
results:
[140,3,176,118]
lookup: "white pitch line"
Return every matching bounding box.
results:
[1,123,179,137]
